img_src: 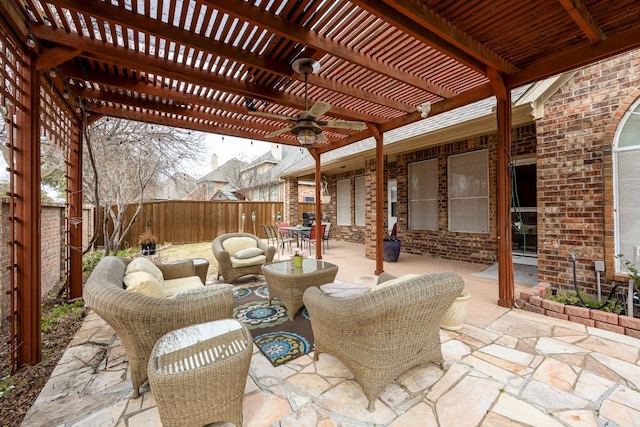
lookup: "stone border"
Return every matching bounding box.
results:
[516,281,640,339]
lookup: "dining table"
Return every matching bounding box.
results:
[279,225,311,249]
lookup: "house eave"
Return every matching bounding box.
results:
[283,103,536,178]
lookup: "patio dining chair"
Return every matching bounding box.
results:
[321,222,332,251]
[262,224,277,246]
[276,224,295,253]
[303,224,326,253]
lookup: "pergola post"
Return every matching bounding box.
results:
[67,118,83,299]
[310,148,322,260]
[490,70,515,307]
[16,53,42,364]
[368,125,384,275]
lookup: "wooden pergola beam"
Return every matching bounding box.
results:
[558,0,606,43]
[203,0,457,99]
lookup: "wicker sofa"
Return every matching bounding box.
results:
[84,256,234,398]
[303,271,465,411]
[212,232,276,283]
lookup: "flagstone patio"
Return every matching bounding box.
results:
[21,242,640,426]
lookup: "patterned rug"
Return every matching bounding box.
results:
[232,284,314,366]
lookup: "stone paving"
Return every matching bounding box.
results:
[22,300,640,426]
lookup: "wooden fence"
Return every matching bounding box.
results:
[98,201,317,248]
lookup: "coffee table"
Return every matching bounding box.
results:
[261,258,338,320]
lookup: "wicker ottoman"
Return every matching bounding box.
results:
[148,319,252,427]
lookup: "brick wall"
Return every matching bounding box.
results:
[327,125,536,264]
[40,202,65,296]
[536,49,640,296]
[0,200,94,321]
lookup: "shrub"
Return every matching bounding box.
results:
[82,251,104,276]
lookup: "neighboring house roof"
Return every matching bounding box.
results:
[243,145,310,185]
[212,188,240,201]
[279,82,543,178]
[151,172,197,200]
[198,158,248,183]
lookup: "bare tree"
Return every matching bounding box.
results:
[221,154,276,201]
[83,117,206,254]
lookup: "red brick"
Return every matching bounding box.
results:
[618,315,640,330]
[524,303,546,315]
[595,321,625,335]
[568,316,595,327]
[515,298,527,309]
[625,328,640,339]
[531,285,548,297]
[564,305,590,318]
[541,299,565,313]
[590,310,619,325]
[519,290,536,302]
[546,311,569,321]
[529,295,543,307]
[538,282,553,291]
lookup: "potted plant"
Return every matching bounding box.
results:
[291,247,306,267]
[138,229,157,255]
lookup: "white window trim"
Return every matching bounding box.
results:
[614,100,640,274]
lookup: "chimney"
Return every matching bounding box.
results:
[211,154,219,171]
[271,144,282,160]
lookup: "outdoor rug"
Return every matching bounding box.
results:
[232,284,314,366]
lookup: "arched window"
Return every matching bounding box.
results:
[614,99,640,271]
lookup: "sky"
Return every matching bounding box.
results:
[189,134,271,178]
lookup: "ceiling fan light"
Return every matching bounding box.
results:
[296,128,317,146]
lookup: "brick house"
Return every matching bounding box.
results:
[281,49,640,299]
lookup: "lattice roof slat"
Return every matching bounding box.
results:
[4,0,638,151]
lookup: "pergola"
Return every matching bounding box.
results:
[1,0,640,367]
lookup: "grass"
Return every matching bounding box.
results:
[41,300,85,334]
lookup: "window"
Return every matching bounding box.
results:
[337,179,351,225]
[448,150,489,233]
[409,159,438,230]
[355,176,365,226]
[615,100,640,271]
[303,196,314,202]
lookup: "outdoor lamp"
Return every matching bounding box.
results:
[26,33,36,49]
[295,128,316,146]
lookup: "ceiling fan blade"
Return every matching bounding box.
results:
[249,111,294,122]
[265,127,292,138]
[320,120,367,131]
[307,101,332,118]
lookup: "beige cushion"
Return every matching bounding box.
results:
[234,247,265,259]
[320,281,371,298]
[126,257,164,283]
[163,276,204,298]
[230,254,267,268]
[171,284,233,300]
[372,274,420,291]
[124,271,166,298]
[222,237,257,256]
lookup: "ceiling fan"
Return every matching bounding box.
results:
[249,58,367,147]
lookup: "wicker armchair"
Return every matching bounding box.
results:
[212,232,276,283]
[303,271,464,411]
[84,256,234,398]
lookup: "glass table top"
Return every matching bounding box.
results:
[262,258,337,275]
